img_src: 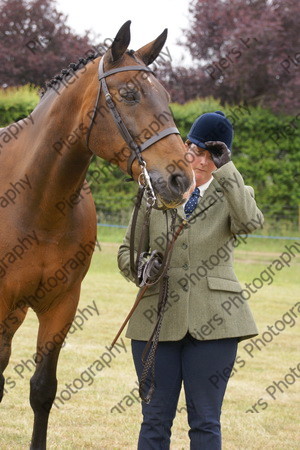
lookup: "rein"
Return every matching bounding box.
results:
[85,54,192,403]
[110,196,218,402]
[109,187,182,351]
[110,188,183,403]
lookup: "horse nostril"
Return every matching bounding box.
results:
[169,173,189,196]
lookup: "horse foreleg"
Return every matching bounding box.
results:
[0,305,28,402]
[29,287,81,450]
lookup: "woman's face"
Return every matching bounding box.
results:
[185,142,217,186]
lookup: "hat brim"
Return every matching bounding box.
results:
[187,137,208,150]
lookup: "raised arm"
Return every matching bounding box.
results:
[212,161,264,234]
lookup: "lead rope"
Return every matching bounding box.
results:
[137,200,220,402]
[139,209,177,403]
[110,199,217,352]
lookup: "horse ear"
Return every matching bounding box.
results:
[110,20,131,62]
[136,29,168,66]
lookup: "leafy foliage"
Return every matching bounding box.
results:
[171,98,300,228]
[158,0,299,114]
[0,0,92,87]
[0,85,39,124]
[86,158,137,225]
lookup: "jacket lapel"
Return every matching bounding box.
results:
[176,178,221,220]
[176,204,186,219]
[201,178,221,200]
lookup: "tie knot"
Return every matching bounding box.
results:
[192,187,200,197]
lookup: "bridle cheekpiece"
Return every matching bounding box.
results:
[87,55,180,206]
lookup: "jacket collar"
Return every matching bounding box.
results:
[176,178,222,219]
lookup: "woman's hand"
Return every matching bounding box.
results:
[205,141,231,168]
[138,251,163,286]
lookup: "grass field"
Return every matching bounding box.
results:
[0,228,299,449]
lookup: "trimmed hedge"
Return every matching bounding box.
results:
[0,88,299,230]
[171,98,300,231]
[0,85,39,126]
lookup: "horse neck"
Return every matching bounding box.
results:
[17,87,94,220]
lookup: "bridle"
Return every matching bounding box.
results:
[86,52,185,403]
[86,54,180,206]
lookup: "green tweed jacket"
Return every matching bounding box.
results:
[118,161,264,342]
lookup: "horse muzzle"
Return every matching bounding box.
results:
[148,169,194,210]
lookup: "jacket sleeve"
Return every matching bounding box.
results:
[212,161,264,234]
[117,195,150,284]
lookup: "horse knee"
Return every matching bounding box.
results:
[30,373,57,414]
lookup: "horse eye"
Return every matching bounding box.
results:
[125,92,136,101]
[119,87,140,104]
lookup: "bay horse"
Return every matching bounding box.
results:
[0,21,194,449]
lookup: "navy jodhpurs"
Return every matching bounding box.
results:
[131,334,238,450]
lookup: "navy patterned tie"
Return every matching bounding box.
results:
[184,187,200,217]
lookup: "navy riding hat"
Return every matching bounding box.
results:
[187,111,234,152]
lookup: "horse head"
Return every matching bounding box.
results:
[85,21,195,208]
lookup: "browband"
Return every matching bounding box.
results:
[99,65,154,80]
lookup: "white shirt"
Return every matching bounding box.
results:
[183,177,214,214]
[197,177,214,197]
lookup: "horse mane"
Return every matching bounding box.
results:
[40,49,137,98]
[40,52,100,97]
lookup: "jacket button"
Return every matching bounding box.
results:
[182,263,189,270]
[182,243,187,249]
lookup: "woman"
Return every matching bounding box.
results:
[118,111,264,449]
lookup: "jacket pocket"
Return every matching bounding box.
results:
[207,276,242,292]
